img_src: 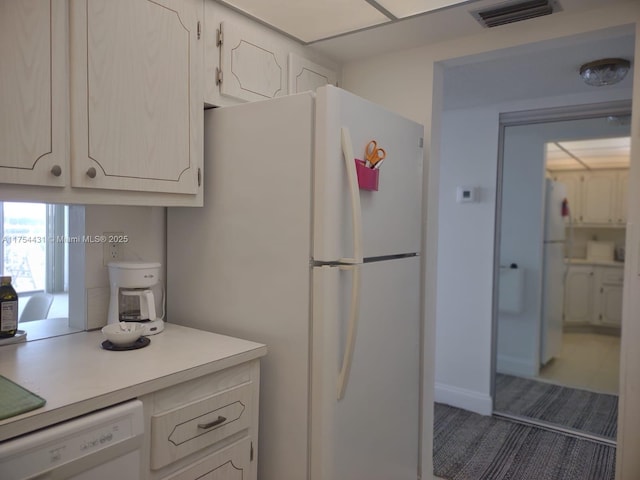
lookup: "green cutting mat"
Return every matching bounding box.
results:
[0,375,46,420]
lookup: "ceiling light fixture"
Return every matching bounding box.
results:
[579,58,631,87]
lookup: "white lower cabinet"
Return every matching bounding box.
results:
[564,265,594,324]
[142,360,260,480]
[564,264,623,327]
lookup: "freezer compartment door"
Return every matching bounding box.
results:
[311,256,421,480]
[314,86,424,262]
[541,241,565,364]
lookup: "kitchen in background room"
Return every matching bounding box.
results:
[495,112,629,441]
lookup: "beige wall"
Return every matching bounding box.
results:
[340,3,640,479]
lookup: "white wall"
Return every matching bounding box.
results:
[340,3,640,478]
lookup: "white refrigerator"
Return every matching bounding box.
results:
[540,179,567,365]
[166,86,424,480]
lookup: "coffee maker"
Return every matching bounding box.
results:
[107,261,164,335]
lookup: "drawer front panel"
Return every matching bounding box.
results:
[151,382,252,469]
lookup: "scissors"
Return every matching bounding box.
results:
[365,140,386,169]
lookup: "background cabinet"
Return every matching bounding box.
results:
[564,265,594,324]
[564,264,623,327]
[0,0,68,187]
[551,169,628,226]
[144,360,260,480]
[203,1,338,107]
[0,0,204,206]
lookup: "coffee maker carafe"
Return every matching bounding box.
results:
[107,261,164,335]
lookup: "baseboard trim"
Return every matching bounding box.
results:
[434,383,492,415]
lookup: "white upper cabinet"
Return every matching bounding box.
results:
[216,21,285,103]
[69,0,203,194]
[552,169,627,227]
[288,53,337,94]
[203,1,338,107]
[616,169,629,225]
[581,171,617,225]
[0,0,68,187]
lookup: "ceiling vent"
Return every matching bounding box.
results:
[472,0,560,28]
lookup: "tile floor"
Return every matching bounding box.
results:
[538,331,620,395]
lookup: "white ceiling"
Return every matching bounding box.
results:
[307,0,634,62]
[546,137,631,171]
[216,0,476,43]
[441,29,635,110]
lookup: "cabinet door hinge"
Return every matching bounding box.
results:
[197,167,202,187]
[215,67,223,86]
[216,24,224,46]
[197,21,201,40]
[250,441,254,461]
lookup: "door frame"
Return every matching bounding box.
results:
[491,100,633,411]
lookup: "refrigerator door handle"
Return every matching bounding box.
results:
[340,127,363,264]
[337,264,361,400]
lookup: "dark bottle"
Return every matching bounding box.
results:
[0,276,18,338]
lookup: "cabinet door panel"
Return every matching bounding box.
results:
[564,266,593,324]
[617,170,628,225]
[581,172,616,224]
[162,437,251,480]
[600,284,623,326]
[70,0,202,194]
[288,53,337,94]
[0,0,67,187]
[219,21,285,102]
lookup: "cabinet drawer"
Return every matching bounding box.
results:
[601,270,624,285]
[161,437,251,480]
[151,382,252,469]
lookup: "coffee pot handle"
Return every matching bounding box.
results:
[144,290,157,321]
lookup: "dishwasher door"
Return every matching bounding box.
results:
[0,399,144,480]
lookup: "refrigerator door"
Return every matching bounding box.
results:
[541,241,565,365]
[311,256,421,480]
[314,86,424,262]
[544,179,567,242]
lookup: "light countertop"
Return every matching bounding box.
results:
[0,323,267,442]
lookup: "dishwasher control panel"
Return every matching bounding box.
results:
[0,400,143,480]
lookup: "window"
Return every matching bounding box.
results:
[0,202,67,294]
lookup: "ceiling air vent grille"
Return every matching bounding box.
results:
[472,0,560,28]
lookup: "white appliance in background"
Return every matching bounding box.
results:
[540,179,568,365]
[0,400,143,480]
[167,86,423,480]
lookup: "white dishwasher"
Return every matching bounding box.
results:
[0,399,144,480]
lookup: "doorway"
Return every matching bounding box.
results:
[493,105,631,443]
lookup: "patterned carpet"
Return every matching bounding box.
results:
[494,373,618,440]
[434,403,616,480]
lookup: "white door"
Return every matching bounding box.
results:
[313,86,424,262]
[311,256,420,480]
